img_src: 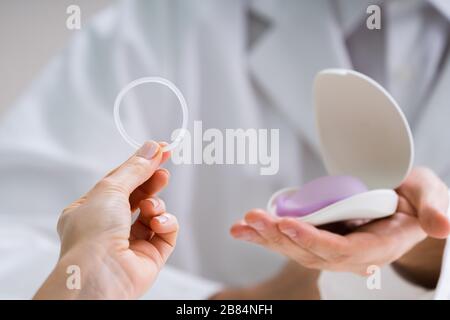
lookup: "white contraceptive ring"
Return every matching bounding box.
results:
[113,77,189,152]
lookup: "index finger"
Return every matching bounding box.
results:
[129,168,170,211]
[128,142,171,210]
[278,218,351,261]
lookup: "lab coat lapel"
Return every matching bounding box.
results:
[413,49,450,180]
[248,0,351,153]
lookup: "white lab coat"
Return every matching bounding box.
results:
[0,0,449,299]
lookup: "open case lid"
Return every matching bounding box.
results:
[314,69,414,189]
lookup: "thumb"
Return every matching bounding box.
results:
[397,167,450,239]
[95,141,163,196]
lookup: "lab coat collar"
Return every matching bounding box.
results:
[248,0,280,21]
[334,0,381,38]
[429,0,450,21]
[329,0,450,182]
[248,0,450,180]
[248,0,350,154]
[412,46,450,179]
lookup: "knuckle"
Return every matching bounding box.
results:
[128,157,150,176]
[152,197,166,211]
[57,197,88,238]
[335,244,352,259]
[94,178,114,190]
[57,211,71,238]
[299,235,315,250]
[399,178,414,191]
[270,233,284,246]
[331,252,349,264]
[95,178,127,194]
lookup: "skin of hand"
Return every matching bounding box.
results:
[231,167,450,282]
[34,141,178,300]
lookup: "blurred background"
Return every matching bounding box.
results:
[1,0,449,300]
[0,0,110,113]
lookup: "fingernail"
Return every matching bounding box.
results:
[148,198,161,210]
[280,228,297,238]
[249,221,265,231]
[155,215,169,224]
[136,141,160,160]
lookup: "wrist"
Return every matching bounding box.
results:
[263,261,321,299]
[34,243,131,300]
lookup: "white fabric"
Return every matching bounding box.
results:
[0,0,450,300]
[0,215,220,299]
[339,0,450,124]
[319,266,435,300]
[386,0,449,123]
[319,0,450,299]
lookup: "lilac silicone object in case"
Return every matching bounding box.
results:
[275,175,368,217]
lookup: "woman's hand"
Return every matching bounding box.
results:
[34,141,178,299]
[231,167,450,278]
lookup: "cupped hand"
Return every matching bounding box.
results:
[35,141,178,299]
[231,167,450,276]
